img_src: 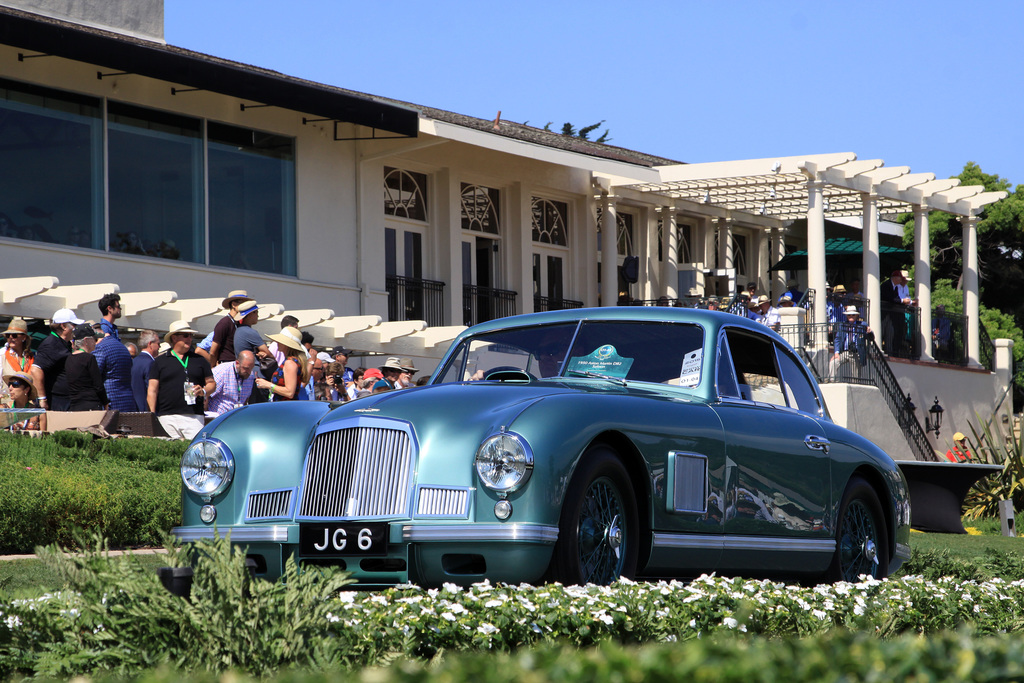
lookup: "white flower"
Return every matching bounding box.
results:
[441,612,456,622]
[484,599,504,608]
[812,609,827,620]
[5,615,21,629]
[442,582,462,594]
[722,617,739,628]
[478,623,499,635]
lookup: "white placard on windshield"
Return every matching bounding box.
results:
[678,349,702,387]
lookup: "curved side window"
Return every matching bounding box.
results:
[716,333,741,399]
[775,346,823,416]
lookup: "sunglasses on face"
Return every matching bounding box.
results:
[9,380,28,389]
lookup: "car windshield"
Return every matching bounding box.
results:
[435,320,706,387]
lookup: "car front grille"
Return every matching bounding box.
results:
[298,425,413,518]
[246,488,294,520]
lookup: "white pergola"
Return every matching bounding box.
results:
[0,277,464,360]
[614,152,1007,366]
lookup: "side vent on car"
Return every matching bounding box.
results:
[669,451,708,515]
[246,488,296,521]
[416,486,472,518]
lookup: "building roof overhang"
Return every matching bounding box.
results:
[0,6,420,136]
[616,153,1007,222]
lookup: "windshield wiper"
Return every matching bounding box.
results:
[564,370,627,387]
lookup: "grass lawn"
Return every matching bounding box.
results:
[0,551,170,599]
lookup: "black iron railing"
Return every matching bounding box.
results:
[779,321,937,461]
[386,275,445,327]
[463,285,517,326]
[534,296,584,312]
[932,309,968,366]
[878,302,921,360]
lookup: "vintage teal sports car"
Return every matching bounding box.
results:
[172,307,910,586]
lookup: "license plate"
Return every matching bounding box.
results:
[299,522,388,557]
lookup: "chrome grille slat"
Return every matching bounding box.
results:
[299,425,412,518]
[416,487,470,517]
[246,489,293,520]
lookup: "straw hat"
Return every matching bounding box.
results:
[221,289,249,310]
[3,370,36,401]
[267,326,304,352]
[164,320,200,344]
[3,318,28,337]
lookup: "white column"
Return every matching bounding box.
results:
[913,205,932,360]
[963,215,981,366]
[435,168,462,326]
[717,217,733,297]
[600,193,618,307]
[771,226,786,300]
[661,206,678,299]
[806,179,827,327]
[508,182,532,315]
[995,339,1015,431]
[643,206,658,300]
[861,193,882,340]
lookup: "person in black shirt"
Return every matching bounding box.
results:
[147,321,215,440]
[31,307,84,414]
[66,324,108,411]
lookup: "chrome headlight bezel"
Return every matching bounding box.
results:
[181,437,235,501]
[474,431,534,493]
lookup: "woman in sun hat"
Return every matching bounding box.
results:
[1,318,34,397]
[1,370,40,431]
[254,327,309,400]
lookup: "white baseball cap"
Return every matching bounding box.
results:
[52,308,84,325]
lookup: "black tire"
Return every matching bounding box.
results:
[550,444,639,585]
[828,475,890,582]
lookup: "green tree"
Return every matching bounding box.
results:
[542,121,612,143]
[901,162,1024,327]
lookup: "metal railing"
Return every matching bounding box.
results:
[878,302,921,360]
[387,275,446,327]
[932,309,968,367]
[463,285,517,326]
[779,321,937,461]
[534,296,584,312]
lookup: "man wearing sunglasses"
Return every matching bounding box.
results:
[146,320,215,440]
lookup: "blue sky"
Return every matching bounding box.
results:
[166,1,1023,187]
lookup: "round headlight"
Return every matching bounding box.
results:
[181,438,235,499]
[475,432,533,492]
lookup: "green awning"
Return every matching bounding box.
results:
[769,237,911,272]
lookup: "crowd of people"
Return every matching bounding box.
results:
[0,289,429,440]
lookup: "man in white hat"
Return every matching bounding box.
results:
[830,305,870,380]
[374,357,405,392]
[31,307,84,412]
[147,321,215,439]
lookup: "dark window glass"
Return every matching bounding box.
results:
[461,184,500,234]
[385,228,397,276]
[404,231,422,279]
[208,122,295,275]
[384,167,428,221]
[532,254,541,296]
[547,255,563,301]
[0,78,102,248]
[108,102,203,262]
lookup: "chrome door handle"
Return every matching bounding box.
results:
[804,434,830,453]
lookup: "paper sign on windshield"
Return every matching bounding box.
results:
[565,344,633,378]
[678,349,702,387]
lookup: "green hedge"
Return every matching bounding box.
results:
[0,432,182,553]
[6,535,1024,679]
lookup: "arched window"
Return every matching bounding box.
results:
[531,197,568,246]
[384,167,428,221]
[461,183,500,233]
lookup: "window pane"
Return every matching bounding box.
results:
[0,78,102,248]
[385,228,397,276]
[404,231,422,279]
[384,167,428,221]
[208,122,295,275]
[461,183,500,234]
[108,102,203,262]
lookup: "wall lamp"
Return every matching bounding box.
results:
[924,396,944,438]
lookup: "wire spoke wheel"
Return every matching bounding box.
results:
[577,478,626,584]
[551,445,638,585]
[830,475,889,583]
[839,499,880,581]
